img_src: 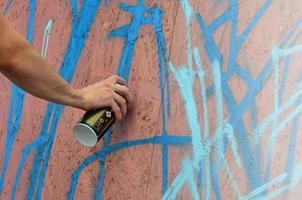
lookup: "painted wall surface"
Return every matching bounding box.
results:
[1,0,302,199]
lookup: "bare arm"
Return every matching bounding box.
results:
[0,15,134,120]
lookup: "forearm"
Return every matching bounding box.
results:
[0,15,82,108]
[2,44,82,108]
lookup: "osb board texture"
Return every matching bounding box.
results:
[0,0,302,200]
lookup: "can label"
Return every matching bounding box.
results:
[79,108,115,140]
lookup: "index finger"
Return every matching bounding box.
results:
[115,75,126,85]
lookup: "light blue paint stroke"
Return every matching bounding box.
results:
[224,15,302,192]
[196,0,252,193]
[283,76,302,197]
[212,60,241,198]
[212,60,224,166]
[165,62,202,198]
[196,6,262,189]
[194,0,302,196]
[289,161,302,189]
[242,173,287,200]
[68,135,191,200]
[163,2,204,192]
[279,29,302,102]
[260,45,302,182]
[194,48,211,199]
[161,156,196,200]
[179,0,202,163]
[257,186,289,200]
[256,160,302,200]
[199,0,296,191]
[263,47,281,181]
[0,0,36,195]
[253,84,302,140]
[185,158,201,200]
[223,123,241,167]
[218,124,243,198]
[162,156,200,200]
[41,20,53,58]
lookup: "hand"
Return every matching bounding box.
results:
[74,75,134,121]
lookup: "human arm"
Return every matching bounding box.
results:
[0,15,133,120]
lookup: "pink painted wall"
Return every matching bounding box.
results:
[1,0,302,199]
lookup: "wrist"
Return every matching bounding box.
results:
[69,88,86,110]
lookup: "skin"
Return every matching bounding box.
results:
[0,15,134,121]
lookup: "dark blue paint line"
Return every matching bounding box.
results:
[196,13,223,63]
[234,64,255,88]
[21,1,102,199]
[107,2,171,195]
[94,157,106,200]
[226,0,238,75]
[211,162,222,200]
[255,16,302,98]
[151,6,170,192]
[197,0,265,190]
[234,65,261,169]
[225,16,302,189]
[70,0,78,26]
[152,6,171,117]
[0,87,25,194]
[208,9,231,33]
[237,0,273,50]
[34,108,64,200]
[27,0,36,43]
[162,141,168,193]
[198,161,202,186]
[93,129,111,200]
[3,0,14,15]
[68,134,191,200]
[25,103,55,200]
[251,98,262,169]
[199,0,302,194]
[0,0,36,195]
[10,135,48,200]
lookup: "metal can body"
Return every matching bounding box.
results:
[73,108,115,147]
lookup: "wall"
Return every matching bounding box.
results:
[1,0,302,199]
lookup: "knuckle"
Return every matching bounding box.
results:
[104,82,110,87]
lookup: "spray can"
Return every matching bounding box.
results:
[73,108,115,147]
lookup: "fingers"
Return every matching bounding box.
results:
[113,92,127,118]
[108,75,126,85]
[113,84,134,109]
[110,99,122,121]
